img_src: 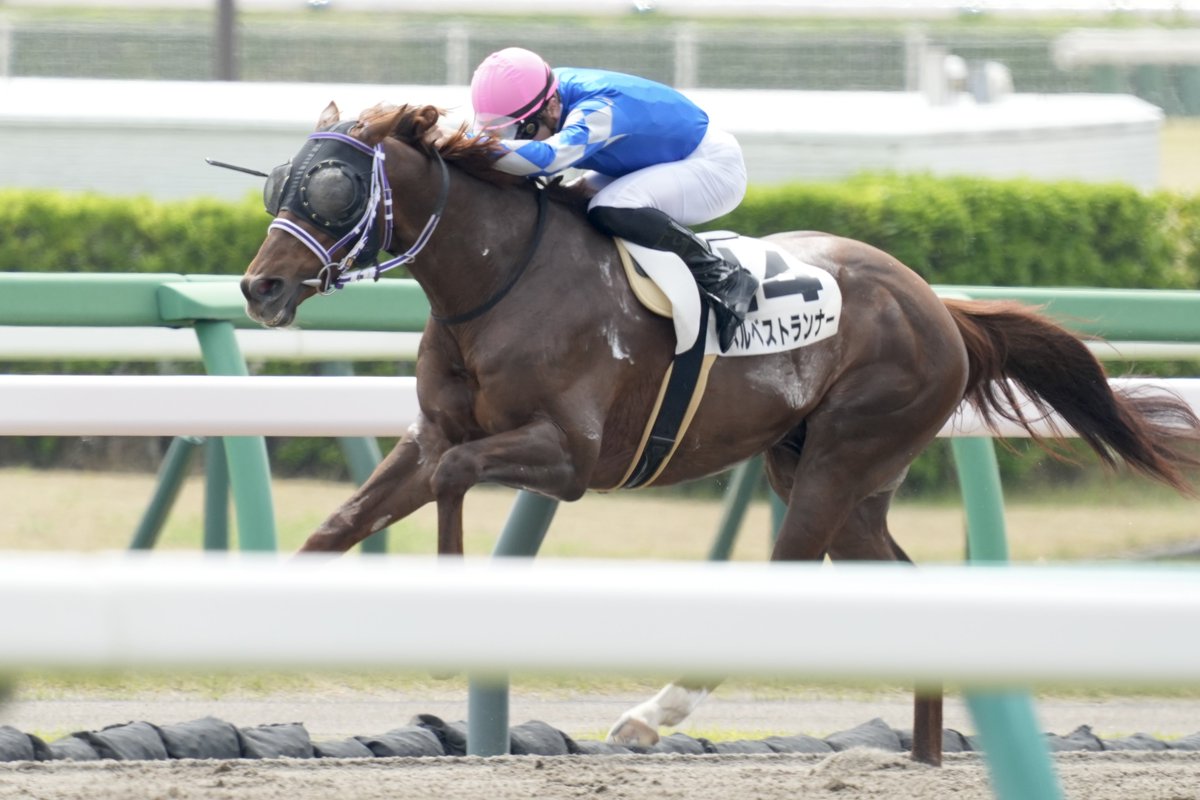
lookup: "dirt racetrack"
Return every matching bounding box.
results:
[4,749,1200,800]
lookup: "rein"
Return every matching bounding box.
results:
[268,130,450,295]
[430,186,549,326]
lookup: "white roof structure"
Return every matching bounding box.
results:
[0,77,1163,199]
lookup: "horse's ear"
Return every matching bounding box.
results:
[355,103,402,146]
[316,102,340,131]
[411,105,442,139]
[377,104,447,148]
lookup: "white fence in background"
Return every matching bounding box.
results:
[0,326,421,362]
[0,374,1196,438]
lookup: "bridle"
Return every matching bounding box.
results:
[267,129,450,296]
[226,122,549,325]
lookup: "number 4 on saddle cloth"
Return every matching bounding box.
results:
[607,232,843,490]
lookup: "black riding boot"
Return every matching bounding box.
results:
[589,205,759,352]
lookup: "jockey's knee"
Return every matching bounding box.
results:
[587,205,673,242]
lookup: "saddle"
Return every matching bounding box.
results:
[606,233,842,490]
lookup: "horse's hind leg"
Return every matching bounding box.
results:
[607,679,715,746]
[605,458,922,748]
[825,485,944,767]
[761,357,958,764]
[603,437,830,748]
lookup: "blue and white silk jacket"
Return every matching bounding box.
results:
[491,67,710,179]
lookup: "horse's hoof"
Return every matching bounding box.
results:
[606,717,660,747]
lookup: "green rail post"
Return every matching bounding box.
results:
[1089,64,1123,94]
[204,437,231,551]
[467,490,560,757]
[129,435,202,550]
[1181,66,1200,116]
[193,320,277,552]
[708,456,762,560]
[317,361,389,554]
[769,492,785,544]
[952,436,1064,800]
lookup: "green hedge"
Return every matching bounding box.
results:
[4,177,1197,287]
[714,174,1200,290]
[0,190,266,275]
[2,177,1197,494]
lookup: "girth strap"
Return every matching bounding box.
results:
[615,301,716,490]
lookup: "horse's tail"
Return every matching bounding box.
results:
[943,298,1200,496]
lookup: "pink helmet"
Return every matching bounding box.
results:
[470,47,559,132]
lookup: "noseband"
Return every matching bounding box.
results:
[267,127,449,295]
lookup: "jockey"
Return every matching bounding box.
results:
[469,47,759,352]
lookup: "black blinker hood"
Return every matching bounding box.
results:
[269,120,384,266]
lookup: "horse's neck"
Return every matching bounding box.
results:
[394,157,545,323]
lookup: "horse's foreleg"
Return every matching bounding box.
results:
[436,492,464,557]
[298,422,447,553]
[607,680,715,747]
[431,418,594,507]
[427,418,595,559]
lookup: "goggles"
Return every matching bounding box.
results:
[475,66,556,141]
[476,113,541,142]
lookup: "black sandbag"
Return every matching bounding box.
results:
[355,726,444,757]
[77,721,169,760]
[650,733,710,755]
[46,735,101,761]
[157,717,242,760]
[1045,724,1103,752]
[238,722,314,759]
[410,713,468,757]
[762,734,834,754]
[1101,732,1169,751]
[313,738,377,758]
[710,738,776,754]
[824,718,903,753]
[573,739,636,755]
[944,728,971,753]
[1169,732,1200,751]
[896,727,971,754]
[0,725,37,762]
[509,720,577,756]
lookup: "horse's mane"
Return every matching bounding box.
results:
[352,103,590,211]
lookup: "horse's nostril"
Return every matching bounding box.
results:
[248,277,284,301]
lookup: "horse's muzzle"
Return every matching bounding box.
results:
[241,275,298,327]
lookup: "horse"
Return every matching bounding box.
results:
[240,101,1200,762]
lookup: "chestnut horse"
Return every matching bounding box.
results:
[240,102,1200,759]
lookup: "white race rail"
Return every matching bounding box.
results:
[0,326,421,361]
[0,375,422,436]
[0,374,1197,438]
[1,552,1198,685]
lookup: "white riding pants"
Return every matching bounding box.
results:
[584,127,748,227]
